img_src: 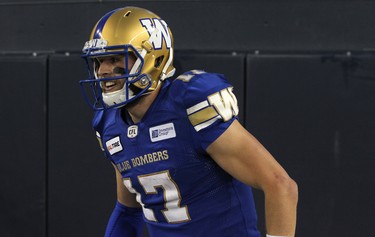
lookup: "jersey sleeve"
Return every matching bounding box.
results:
[172,70,240,150]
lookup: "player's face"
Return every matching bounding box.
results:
[96,54,136,93]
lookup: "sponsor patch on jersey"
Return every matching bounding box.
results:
[149,123,176,142]
[105,136,123,155]
[127,125,138,138]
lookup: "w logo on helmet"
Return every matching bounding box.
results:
[140,18,172,50]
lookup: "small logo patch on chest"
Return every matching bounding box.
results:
[127,125,138,138]
[105,136,123,155]
[149,123,176,142]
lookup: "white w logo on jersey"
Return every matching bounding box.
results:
[140,18,172,50]
[208,87,239,121]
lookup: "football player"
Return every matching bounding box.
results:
[80,6,298,237]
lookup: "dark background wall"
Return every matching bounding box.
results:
[1,1,374,237]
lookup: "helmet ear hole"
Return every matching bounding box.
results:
[154,56,164,68]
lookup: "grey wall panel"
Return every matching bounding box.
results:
[48,54,115,237]
[0,56,47,237]
[174,52,246,122]
[1,1,375,52]
[246,54,375,236]
[330,56,375,235]
[246,54,336,235]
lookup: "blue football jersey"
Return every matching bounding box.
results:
[93,70,261,237]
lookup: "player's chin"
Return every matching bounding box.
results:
[123,87,142,108]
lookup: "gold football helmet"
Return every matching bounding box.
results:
[80,6,175,110]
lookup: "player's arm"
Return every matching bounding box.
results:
[113,165,140,208]
[104,165,143,237]
[206,120,298,237]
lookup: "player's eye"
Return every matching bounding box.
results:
[110,56,122,64]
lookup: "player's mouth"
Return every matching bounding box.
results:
[102,80,122,93]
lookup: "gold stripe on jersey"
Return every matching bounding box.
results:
[188,106,219,126]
